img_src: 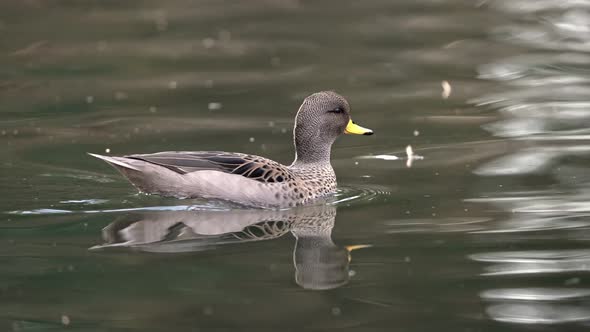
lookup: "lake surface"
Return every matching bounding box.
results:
[2,0,590,330]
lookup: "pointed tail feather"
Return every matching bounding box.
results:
[87,153,141,171]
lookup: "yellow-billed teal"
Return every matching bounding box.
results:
[89,91,373,208]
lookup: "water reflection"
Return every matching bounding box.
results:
[92,205,368,290]
[470,0,590,327]
[470,1,590,229]
[481,286,590,324]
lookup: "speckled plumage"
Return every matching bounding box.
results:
[89,91,373,208]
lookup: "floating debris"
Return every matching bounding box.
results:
[364,154,399,161]
[168,81,178,89]
[249,137,255,143]
[359,149,423,167]
[85,96,94,104]
[105,148,111,153]
[406,145,414,168]
[406,145,414,159]
[413,130,420,136]
[441,80,452,99]
[407,145,425,168]
[59,199,108,205]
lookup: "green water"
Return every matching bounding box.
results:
[2,0,590,330]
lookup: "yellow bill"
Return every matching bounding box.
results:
[344,120,374,135]
[345,244,373,252]
[345,244,372,263]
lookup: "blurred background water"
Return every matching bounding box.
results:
[2,0,590,330]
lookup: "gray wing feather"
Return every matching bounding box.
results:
[126,151,291,184]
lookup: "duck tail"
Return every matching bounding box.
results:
[87,153,141,171]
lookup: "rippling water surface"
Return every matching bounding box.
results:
[2,0,590,331]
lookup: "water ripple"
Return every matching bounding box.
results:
[482,288,590,301]
[330,184,392,206]
[470,249,590,275]
[7,183,391,216]
[486,303,590,324]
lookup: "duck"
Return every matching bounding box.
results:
[89,91,373,208]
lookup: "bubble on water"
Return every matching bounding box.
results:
[203,306,214,315]
[114,91,128,100]
[149,106,157,113]
[168,81,178,89]
[331,307,341,316]
[208,102,222,111]
[249,137,255,143]
[97,41,108,52]
[105,148,111,153]
[413,130,420,136]
[61,315,70,326]
[218,29,231,42]
[154,10,168,31]
[202,38,215,48]
[85,96,94,104]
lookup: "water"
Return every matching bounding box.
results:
[2,0,590,330]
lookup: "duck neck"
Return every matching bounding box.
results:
[291,134,333,167]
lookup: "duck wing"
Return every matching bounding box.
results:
[126,151,292,184]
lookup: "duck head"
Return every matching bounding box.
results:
[293,91,373,164]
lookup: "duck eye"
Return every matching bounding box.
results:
[328,107,344,114]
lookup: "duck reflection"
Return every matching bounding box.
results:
[92,205,368,290]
